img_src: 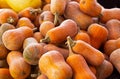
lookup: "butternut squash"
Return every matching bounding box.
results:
[39,50,73,79]
[105,19,120,40]
[40,19,78,44]
[66,36,96,79]
[110,48,120,73]
[67,36,104,66]
[7,51,31,79]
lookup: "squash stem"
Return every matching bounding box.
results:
[67,36,75,56]
[54,12,59,26]
[30,8,42,15]
[7,17,14,24]
[32,27,38,32]
[40,36,50,43]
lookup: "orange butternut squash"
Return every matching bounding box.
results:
[40,19,78,44]
[104,37,120,56]
[105,19,120,40]
[79,0,102,17]
[18,7,41,21]
[39,50,73,79]
[110,48,120,73]
[7,51,31,79]
[0,23,15,59]
[64,1,93,30]
[99,8,120,23]
[2,27,33,50]
[67,36,104,66]
[66,36,96,79]
[87,23,108,49]
[0,9,18,25]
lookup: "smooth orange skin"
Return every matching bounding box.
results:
[66,54,96,79]
[46,19,78,44]
[100,8,120,23]
[17,17,35,29]
[7,51,31,79]
[0,9,18,25]
[39,50,73,79]
[72,40,105,66]
[106,19,120,40]
[79,0,102,17]
[64,1,93,30]
[96,60,113,79]
[39,11,54,24]
[0,68,13,79]
[39,21,55,37]
[87,23,108,49]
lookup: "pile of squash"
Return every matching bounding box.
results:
[0,0,120,79]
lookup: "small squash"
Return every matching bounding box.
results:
[104,37,120,56]
[40,19,78,44]
[110,48,120,73]
[23,37,45,65]
[0,23,15,59]
[64,1,93,30]
[87,23,108,49]
[105,19,120,40]
[18,7,41,21]
[0,9,18,25]
[66,36,96,79]
[2,27,33,50]
[67,36,104,66]
[7,51,31,79]
[99,8,120,23]
[39,50,73,79]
